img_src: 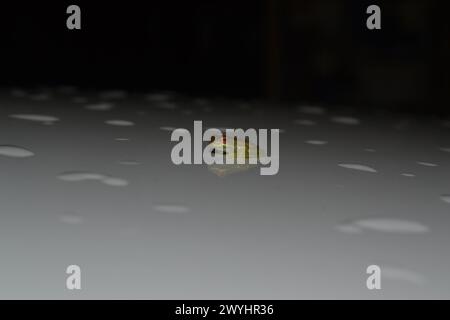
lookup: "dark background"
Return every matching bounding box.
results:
[0,0,448,113]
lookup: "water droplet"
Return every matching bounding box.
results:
[105,120,135,127]
[298,105,325,115]
[102,177,129,187]
[294,119,317,126]
[85,103,114,111]
[154,205,190,214]
[59,214,84,225]
[354,218,429,234]
[9,114,59,123]
[382,267,426,285]
[401,173,416,177]
[305,140,328,145]
[338,163,377,173]
[331,116,360,125]
[58,171,129,187]
[0,145,35,158]
[115,138,130,141]
[58,172,105,182]
[160,126,176,132]
[364,148,376,152]
[440,195,450,204]
[417,161,438,167]
[335,224,363,234]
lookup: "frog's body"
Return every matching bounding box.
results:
[209,134,264,162]
[208,134,265,177]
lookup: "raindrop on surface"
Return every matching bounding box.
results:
[294,119,317,126]
[305,140,328,145]
[331,116,360,125]
[335,224,363,234]
[85,103,114,111]
[382,267,426,285]
[160,126,177,132]
[353,218,429,234]
[59,214,84,225]
[9,114,59,123]
[417,161,438,167]
[401,173,416,177]
[58,171,129,187]
[58,172,105,182]
[337,218,429,235]
[338,163,377,173]
[440,195,450,204]
[102,177,129,187]
[0,145,35,158]
[105,120,135,126]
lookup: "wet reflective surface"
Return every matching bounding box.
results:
[0,88,450,299]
